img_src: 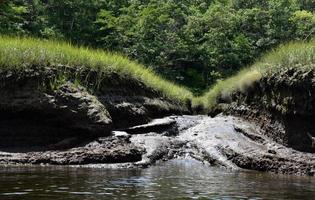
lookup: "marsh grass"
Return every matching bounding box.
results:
[194,39,315,111]
[1,36,313,111]
[0,36,193,103]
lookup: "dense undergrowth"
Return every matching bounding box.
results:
[193,39,315,111]
[0,36,193,104]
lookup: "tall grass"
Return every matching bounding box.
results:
[0,36,193,103]
[194,39,315,110]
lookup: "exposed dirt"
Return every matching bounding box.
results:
[220,67,315,153]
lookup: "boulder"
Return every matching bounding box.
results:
[0,80,112,149]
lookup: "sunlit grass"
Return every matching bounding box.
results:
[0,36,193,104]
[194,38,315,111]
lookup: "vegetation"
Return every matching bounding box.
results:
[2,35,312,111]
[0,0,314,110]
[194,38,315,110]
[1,0,314,93]
[0,36,193,104]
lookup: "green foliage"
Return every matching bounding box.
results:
[290,10,315,40]
[0,0,314,93]
[0,0,28,34]
[0,36,193,104]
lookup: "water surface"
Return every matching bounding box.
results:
[0,159,314,200]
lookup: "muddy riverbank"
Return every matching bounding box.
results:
[1,115,314,176]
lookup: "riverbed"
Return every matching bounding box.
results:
[0,159,314,200]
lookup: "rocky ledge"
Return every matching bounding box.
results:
[0,115,314,176]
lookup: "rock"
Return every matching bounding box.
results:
[53,82,112,136]
[0,114,315,177]
[122,117,178,135]
[0,81,112,149]
[233,125,265,143]
[112,131,131,140]
[20,136,143,165]
[267,149,277,155]
[102,98,150,128]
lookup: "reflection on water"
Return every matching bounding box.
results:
[0,159,314,200]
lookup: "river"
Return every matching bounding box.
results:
[0,159,314,200]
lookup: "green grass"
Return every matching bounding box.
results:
[194,38,315,111]
[0,36,193,104]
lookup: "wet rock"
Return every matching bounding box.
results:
[129,115,315,176]
[112,131,131,140]
[123,117,178,135]
[233,125,265,143]
[178,116,315,176]
[1,136,144,165]
[0,115,314,176]
[102,97,150,128]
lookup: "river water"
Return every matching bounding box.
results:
[0,159,314,200]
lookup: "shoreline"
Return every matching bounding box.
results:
[0,115,314,176]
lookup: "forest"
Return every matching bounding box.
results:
[1,0,314,94]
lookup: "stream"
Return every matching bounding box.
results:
[0,159,314,200]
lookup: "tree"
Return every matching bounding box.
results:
[0,0,28,35]
[290,10,315,40]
